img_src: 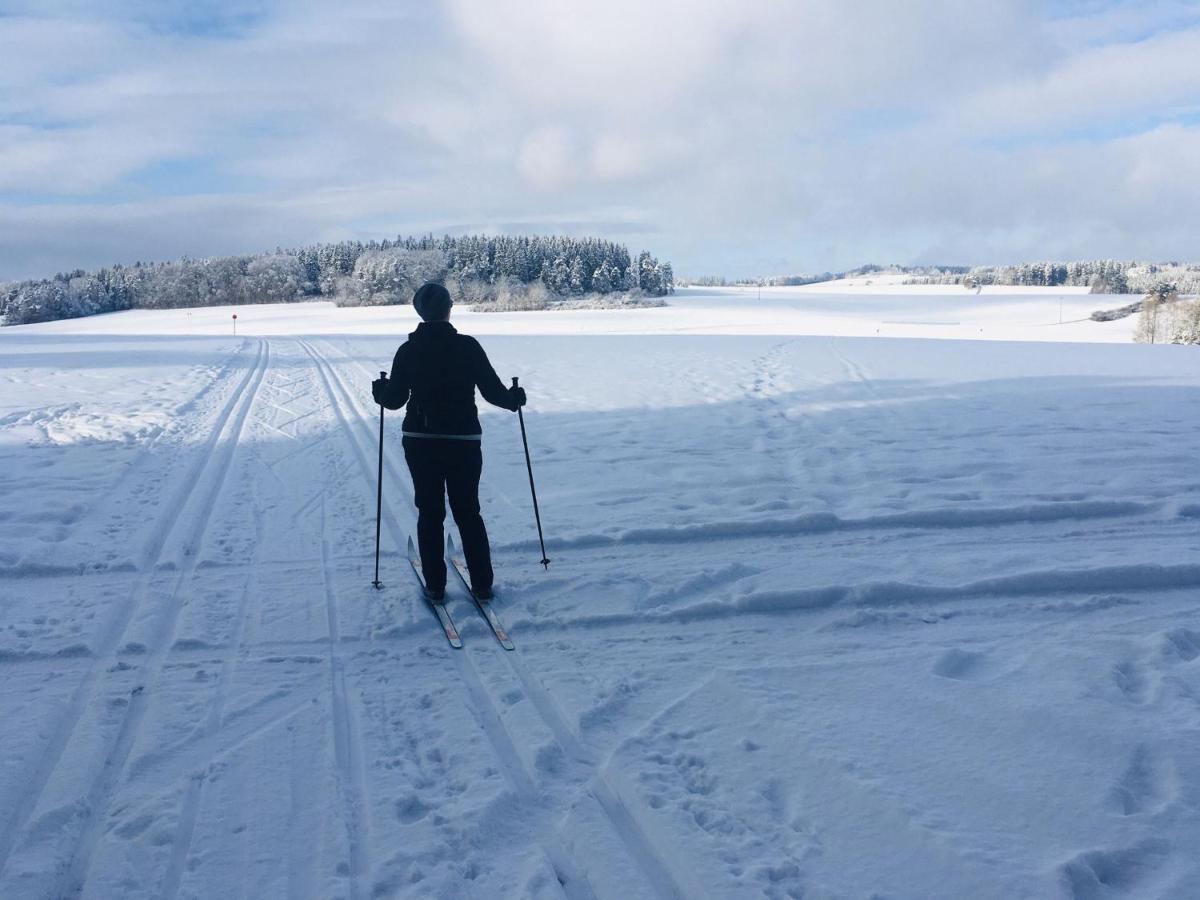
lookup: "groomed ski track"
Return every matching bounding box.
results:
[302,337,686,899]
[0,338,272,896]
[1,307,1199,898]
[0,337,692,900]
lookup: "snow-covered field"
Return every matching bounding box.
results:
[1,286,1198,899]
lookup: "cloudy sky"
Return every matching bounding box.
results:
[1,0,1199,280]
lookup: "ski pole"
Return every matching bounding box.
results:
[372,371,386,589]
[513,377,550,569]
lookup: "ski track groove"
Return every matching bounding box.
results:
[306,338,681,900]
[309,339,418,508]
[159,450,269,900]
[0,348,240,555]
[321,497,369,900]
[48,350,242,555]
[297,339,417,630]
[0,338,268,883]
[48,339,271,898]
[828,336,883,408]
[493,499,1166,553]
[160,773,204,900]
[129,694,321,807]
[300,341,602,895]
[451,650,600,900]
[503,653,690,900]
[139,339,264,569]
[286,722,320,900]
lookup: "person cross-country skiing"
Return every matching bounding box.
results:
[371,282,526,603]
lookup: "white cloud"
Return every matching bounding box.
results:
[590,134,659,181]
[0,0,1198,280]
[444,0,741,112]
[516,126,575,189]
[953,26,1200,135]
[0,124,185,193]
[1045,0,1200,45]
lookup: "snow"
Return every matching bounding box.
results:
[1,286,1198,898]
[22,283,1126,343]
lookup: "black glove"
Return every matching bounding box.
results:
[372,377,388,405]
[510,386,527,409]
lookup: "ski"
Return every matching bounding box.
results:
[407,536,462,649]
[447,535,515,650]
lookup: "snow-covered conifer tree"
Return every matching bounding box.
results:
[568,256,588,294]
[592,262,613,294]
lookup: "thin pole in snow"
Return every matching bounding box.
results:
[372,371,386,589]
[513,377,550,569]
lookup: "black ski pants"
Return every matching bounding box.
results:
[402,436,492,592]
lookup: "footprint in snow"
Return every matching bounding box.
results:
[932,648,987,680]
[1111,660,1151,705]
[1159,628,1200,663]
[1106,744,1175,817]
[534,743,564,776]
[1059,839,1170,899]
[395,794,432,824]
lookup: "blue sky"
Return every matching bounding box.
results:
[2,0,1199,280]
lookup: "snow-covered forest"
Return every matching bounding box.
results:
[906,260,1200,294]
[0,235,675,327]
[688,260,1200,296]
[680,265,971,288]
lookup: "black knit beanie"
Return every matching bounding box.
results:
[413,282,452,321]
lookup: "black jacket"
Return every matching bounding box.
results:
[378,322,518,436]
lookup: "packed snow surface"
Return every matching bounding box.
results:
[1,286,1198,899]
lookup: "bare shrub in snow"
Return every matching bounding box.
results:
[473,290,665,313]
[1168,300,1200,345]
[1135,295,1163,343]
[444,276,551,310]
[1134,284,1189,344]
[1090,299,1144,322]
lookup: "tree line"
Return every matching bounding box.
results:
[907,260,1200,295]
[690,261,1200,295]
[0,235,674,326]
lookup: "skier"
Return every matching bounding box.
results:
[372,282,526,603]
